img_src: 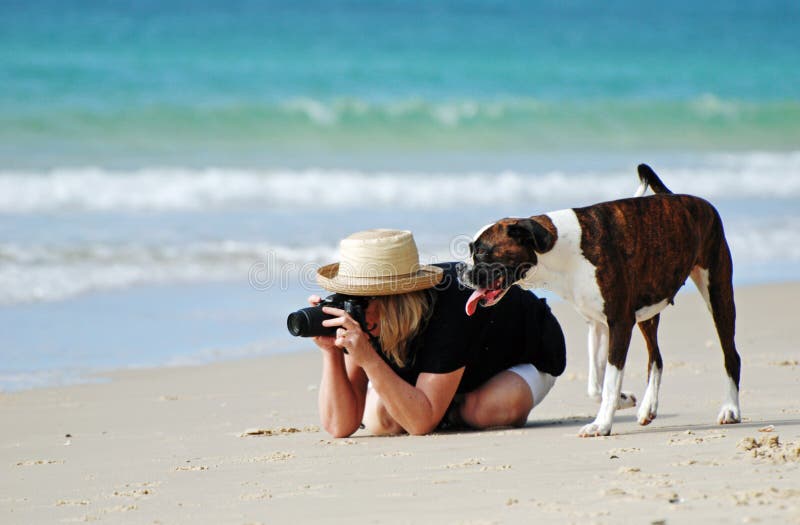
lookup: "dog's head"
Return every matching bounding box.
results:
[458,217,555,316]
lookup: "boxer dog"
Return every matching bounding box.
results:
[459,164,741,437]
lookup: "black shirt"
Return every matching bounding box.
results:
[381,263,566,393]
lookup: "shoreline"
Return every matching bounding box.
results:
[2,281,799,523]
[2,279,798,395]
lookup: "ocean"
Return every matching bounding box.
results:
[2,0,799,390]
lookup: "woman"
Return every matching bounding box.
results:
[312,229,566,437]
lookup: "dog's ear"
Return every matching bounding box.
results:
[507,218,554,253]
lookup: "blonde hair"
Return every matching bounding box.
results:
[372,290,432,367]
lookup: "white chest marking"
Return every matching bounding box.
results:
[518,209,607,323]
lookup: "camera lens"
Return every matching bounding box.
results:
[286,311,310,336]
[286,306,336,337]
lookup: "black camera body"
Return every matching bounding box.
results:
[287,293,371,338]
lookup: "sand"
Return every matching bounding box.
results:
[2,282,799,524]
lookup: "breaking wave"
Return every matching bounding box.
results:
[2,152,799,213]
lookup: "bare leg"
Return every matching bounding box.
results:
[459,371,535,429]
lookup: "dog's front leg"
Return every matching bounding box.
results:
[588,321,637,409]
[587,321,606,402]
[579,320,634,437]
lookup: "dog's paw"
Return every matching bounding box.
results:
[717,404,741,425]
[616,392,637,410]
[637,407,656,426]
[578,422,611,437]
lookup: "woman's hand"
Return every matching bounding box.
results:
[321,306,378,367]
[307,295,339,354]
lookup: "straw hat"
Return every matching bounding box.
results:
[317,229,444,296]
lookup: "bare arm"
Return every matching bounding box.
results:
[310,295,368,438]
[317,339,368,437]
[323,305,464,436]
[363,358,463,435]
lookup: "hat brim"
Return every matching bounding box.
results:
[316,263,444,296]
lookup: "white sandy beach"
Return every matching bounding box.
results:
[2,282,799,524]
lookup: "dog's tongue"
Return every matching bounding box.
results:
[465,289,489,316]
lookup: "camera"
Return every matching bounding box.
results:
[287,293,371,338]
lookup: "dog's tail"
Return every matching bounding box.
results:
[633,163,673,196]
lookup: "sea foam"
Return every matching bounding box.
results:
[0,241,337,305]
[2,152,799,305]
[2,152,799,213]
[2,215,800,306]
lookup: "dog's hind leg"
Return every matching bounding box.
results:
[579,318,635,437]
[691,254,741,424]
[636,314,663,425]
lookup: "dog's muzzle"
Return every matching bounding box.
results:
[457,262,513,316]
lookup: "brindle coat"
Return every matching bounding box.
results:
[460,164,741,436]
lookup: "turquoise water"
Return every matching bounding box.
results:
[2,1,799,390]
[2,1,799,166]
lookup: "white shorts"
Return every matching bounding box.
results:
[367,363,557,408]
[507,363,557,408]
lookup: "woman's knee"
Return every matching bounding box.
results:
[460,372,534,429]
